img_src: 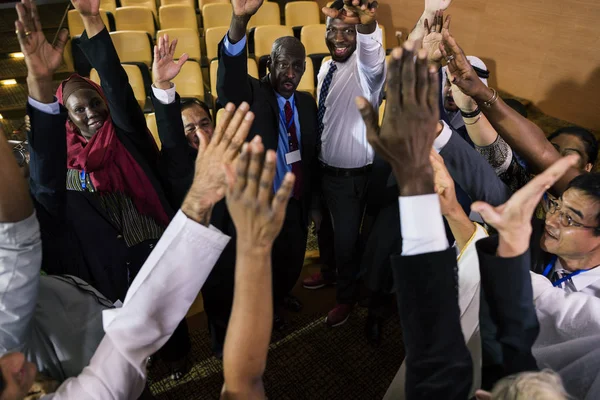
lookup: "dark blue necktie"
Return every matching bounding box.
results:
[317,62,337,138]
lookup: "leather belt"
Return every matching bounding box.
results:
[320,162,372,177]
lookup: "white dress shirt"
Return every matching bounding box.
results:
[551,259,600,298]
[151,83,177,105]
[44,210,229,399]
[318,24,386,168]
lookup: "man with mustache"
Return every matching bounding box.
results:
[301,0,385,328]
[214,0,320,349]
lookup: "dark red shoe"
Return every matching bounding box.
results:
[303,272,336,289]
[325,304,353,327]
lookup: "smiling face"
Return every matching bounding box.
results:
[0,352,36,400]
[268,42,306,99]
[541,188,600,259]
[181,103,214,150]
[326,18,357,63]
[64,88,109,140]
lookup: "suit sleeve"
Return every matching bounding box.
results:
[440,128,512,206]
[78,27,158,162]
[392,248,473,400]
[216,37,254,106]
[476,236,540,377]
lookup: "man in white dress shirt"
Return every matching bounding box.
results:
[302,0,386,327]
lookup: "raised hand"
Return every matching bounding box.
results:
[232,0,264,18]
[425,0,452,12]
[471,155,580,257]
[356,42,440,194]
[430,149,459,217]
[15,0,68,81]
[71,0,100,17]
[422,11,450,66]
[224,141,295,251]
[440,31,489,100]
[322,0,378,26]
[152,34,189,90]
[181,102,254,225]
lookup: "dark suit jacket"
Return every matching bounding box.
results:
[217,38,319,228]
[392,248,473,399]
[28,27,173,302]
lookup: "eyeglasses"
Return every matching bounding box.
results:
[547,199,599,230]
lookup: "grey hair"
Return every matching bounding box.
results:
[491,370,570,400]
[271,36,306,60]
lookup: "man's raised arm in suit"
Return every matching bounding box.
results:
[216,0,265,106]
[357,42,472,399]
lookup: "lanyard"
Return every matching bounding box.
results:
[79,170,87,190]
[543,255,587,287]
[279,99,296,134]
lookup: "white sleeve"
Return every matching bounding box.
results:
[52,210,230,400]
[399,194,449,256]
[151,83,176,105]
[356,23,386,95]
[223,33,247,57]
[28,97,60,115]
[433,120,453,153]
[0,213,41,354]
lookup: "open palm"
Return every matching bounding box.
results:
[16,0,67,79]
[152,35,189,85]
[232,0,264,17]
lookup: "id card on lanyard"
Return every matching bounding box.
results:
[279,100,301,165]
[543,255,587,288]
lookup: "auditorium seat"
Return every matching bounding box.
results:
[63,39,75,72]
[198,0,229,11]
[99,0,117,15]
[215,107,225,125]
[169,61,205,100]
[254,25,293,61]
[379,99,385,125]
[209,58,257,101]
[110,31,153,66]
[301,24,328,56]
[120,0,158,19]
[204,26,229,61]
[89,64,148,109]
[285,1,319,29]
[115,7,156,36]
[247,1,280,29]
[297,57,315,97]
[202,3,233,29]
[145,113,161,148]
[157,28,201,61]
[159,5,198,31]
[68,9,111,36]
[161,0,195,7]
[380,25,387,51]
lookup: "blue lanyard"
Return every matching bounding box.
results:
[279,99,296,134]
[79,170,87,190]
[543,255,587,287]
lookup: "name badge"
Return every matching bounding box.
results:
[285,150,301,165]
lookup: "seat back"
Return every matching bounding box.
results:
[90,65,147,109]
[204,26,229,61]
[198,0,229,10]
[254,25,294,60]
[297,57,315,97]
[145,113,161,148]
[159,5,198,31]
[210,58,258,99]
[202,3,232,29]
[110,31,153,66]
[248,2,280,29]
[68,9,110,36]
[115,7,156,36]
[301,24,328,55]
[120,0,158,18]
[99,0,117,14]
[285,1,319,27]
[170,61,205,100]
[157,28,201,60]
[161,0,195,7]
[379,99,385,124]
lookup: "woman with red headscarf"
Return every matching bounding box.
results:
[25,0,190,379]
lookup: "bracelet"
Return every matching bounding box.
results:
[482,88,499,108]
[464,114,482,125]
[460,108,481,118]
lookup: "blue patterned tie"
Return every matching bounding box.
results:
[317,62,337,138]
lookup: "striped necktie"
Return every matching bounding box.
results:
[317,62,337,138]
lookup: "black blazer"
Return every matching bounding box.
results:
[28,27,173,302]
[217,38,319,228]
[392,248,473,399]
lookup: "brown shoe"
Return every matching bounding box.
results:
[303,272,336,289]
[325,304,353,327]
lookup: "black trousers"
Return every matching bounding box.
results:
[322,172,370,304]
[317,198,336,279]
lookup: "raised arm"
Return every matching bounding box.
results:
[221,139,294,399]
[216,0,263,106]
[441,32,579,195]
[72,0,154,155]
[407,0,453,47]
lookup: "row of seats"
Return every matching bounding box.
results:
[92,0,229,15]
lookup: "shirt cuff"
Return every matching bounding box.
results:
[151,83,176,105]
[399,194,449,256]
[433,120,452,153]
[223,33,247,57]
[28,97,60,115]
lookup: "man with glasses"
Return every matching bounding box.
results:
[535,173,600,297]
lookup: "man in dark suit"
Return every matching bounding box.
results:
[217,0,320,326]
